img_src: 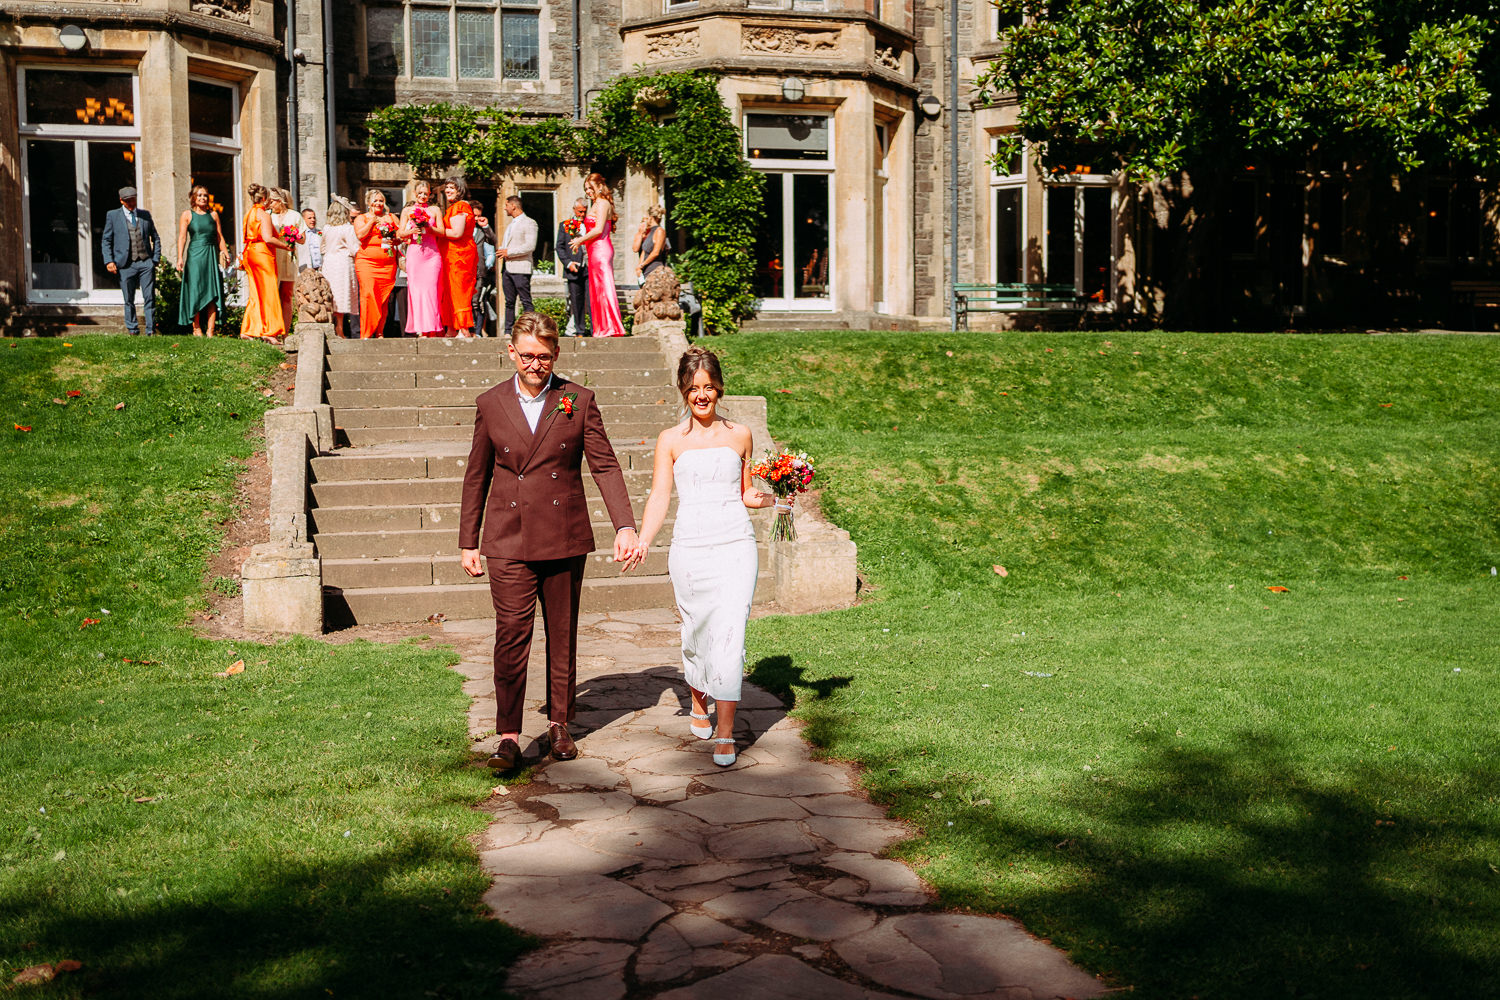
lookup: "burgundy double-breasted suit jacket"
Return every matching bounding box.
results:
[459,375,636,561]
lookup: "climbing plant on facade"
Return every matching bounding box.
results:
[365,71,764,334]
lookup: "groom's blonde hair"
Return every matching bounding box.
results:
[509,312,559,353]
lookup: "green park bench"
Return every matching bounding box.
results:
[952,283,1082,330]
[1450,279,1500,330]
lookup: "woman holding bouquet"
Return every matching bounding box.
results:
[353,189,398,338]
[567,172,626,337]
[399,179,447,337]
[268,187,303,325]
[623,347,783,766]
[239,182,290,341]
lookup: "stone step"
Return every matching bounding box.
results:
[325,368,673,391]
[326,570,773,624]
[329,401,678,428]
[311,452,657,487]
[322,547,672,589]
[313,520,673,557]
[325,352,667,373]
[325,335,654,356]
[339,422,666,447]
[309,475,654,509]
[324,381,678,408]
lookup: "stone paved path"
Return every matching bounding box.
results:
[442,611,1111,1000]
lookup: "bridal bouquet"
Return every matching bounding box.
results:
[562,218,584,239]
[751,449,816,542]
[376,217,401,258]
[409,206,432,243]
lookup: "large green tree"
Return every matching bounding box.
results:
[979,0,1500,323]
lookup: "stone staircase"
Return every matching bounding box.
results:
[311,336,771,625]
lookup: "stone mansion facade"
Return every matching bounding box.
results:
[3,0,1494,330]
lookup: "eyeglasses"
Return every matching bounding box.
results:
[514,352,556,367]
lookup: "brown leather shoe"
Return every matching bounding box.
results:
[487,737,521,770]
[547,723,578,761]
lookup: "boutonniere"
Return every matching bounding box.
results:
[552,392,578,419]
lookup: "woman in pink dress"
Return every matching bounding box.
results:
[568,172,626,337]
[399,179,447,337]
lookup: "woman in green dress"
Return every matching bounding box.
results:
[176,184,227,337]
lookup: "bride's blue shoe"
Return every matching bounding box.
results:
[712,737,737,767]
[689,710,711,740]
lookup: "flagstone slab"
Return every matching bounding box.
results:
[702,885,816,923]
[793,795,893,819]
[834,914,1110,1000]
[482,874,672,940]
[571,806,710,863]
[654,954,904,1000]
[479,836,635,876]
[478,819,551,850]
[755,894,879,941]
[668,911,753,947]
[626,770,695,802]
[504,940,632,1000]
[824,852,930,896]
[804,815,914,855]
[707,820,822,860]
[670,790,809,825]
[628,747,739,777]
[696,765,853,798]
[635,920,750,983]
[534,789,637,822]
[539,756,629,789]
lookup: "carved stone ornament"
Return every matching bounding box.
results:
[192,0,251,23]
[632,266,683,322]
[743,26,842,55]
[875,44,901,70]
[646,28,700,60]
[294,268,337,325]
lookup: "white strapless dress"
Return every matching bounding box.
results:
[669,447,758,702]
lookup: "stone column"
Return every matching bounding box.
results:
[293,0,330,210]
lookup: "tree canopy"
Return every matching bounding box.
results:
[365,72,764,334]
[979,0,1500,178]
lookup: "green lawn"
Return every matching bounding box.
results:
[718,331,1500,1000]
[0,339,524,998]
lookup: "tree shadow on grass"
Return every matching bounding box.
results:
[0,831,529,999]
[746,654,853,708]
[855,727,1500,999]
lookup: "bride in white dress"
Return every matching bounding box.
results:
[624,348,782,765]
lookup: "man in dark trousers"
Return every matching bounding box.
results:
[557,197,590,336]
[100,186,162,336]
[459,312,639,768]
[496,195,537,338]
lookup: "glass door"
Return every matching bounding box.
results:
[746,112,834,310]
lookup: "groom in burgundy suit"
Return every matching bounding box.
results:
[459,312,638,768]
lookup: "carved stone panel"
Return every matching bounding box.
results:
[193,0,251,23]
[646,28,700,60]
[742,26,842,55]
[874,45,901,71]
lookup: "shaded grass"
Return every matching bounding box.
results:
[720,331,1500,999]
[0,339,524,998]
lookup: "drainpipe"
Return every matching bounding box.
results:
[948,0,959,331]
[573,0,583,120]
[286,0,300,207]
[323,0,338,199]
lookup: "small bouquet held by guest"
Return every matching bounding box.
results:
[279,224,302,244]
[562,218,584,240]
[409,205,431,245]
[376,217,401,258]
[751,449,816,542]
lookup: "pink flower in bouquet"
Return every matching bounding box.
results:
[279,225,302,243]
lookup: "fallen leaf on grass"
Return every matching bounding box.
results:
[13,964,56,985]
[262,389,274,398]
[213,659,245,678]
[491,785,509,797]
[121,658,161,665]
[54,960,81,974]
[80,618,101,628]
[945,350,954,357]
[14,424,32,432]
[1267,586,1290,593]
[133,796,156,804]
[278,362,296,371]
[114,402,125,410]
[1379,403,1393,408]
[992,565,1009,577]
[775,389,793,394]
[66,390,81,398]
[1397,575,1408,580]
[52,398,67,406]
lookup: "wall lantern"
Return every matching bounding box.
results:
[781,77,806,102]
[918,94,942,118]
[59,25,89,52]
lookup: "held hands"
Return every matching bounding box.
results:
[614,528,643,573]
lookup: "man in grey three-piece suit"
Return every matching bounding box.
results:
[99,186,162,336]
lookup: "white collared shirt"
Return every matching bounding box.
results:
[514,373,551,432]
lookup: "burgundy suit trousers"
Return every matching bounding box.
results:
[488,553,587,733]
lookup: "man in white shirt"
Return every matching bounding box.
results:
[297,207,323,270]
[497,195,538,338]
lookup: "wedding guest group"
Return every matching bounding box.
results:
[557,198,591,336]
[100,186,162,337]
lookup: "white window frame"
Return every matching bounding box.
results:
[989,135,1027,286]
[1042,173,1119,310]
[743,109,836,312]
[17,65,142,305]
[187,76,243,249]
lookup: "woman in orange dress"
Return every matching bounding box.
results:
[239,182,289,341]
[353,189,399,339]
[440,176,478,338]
